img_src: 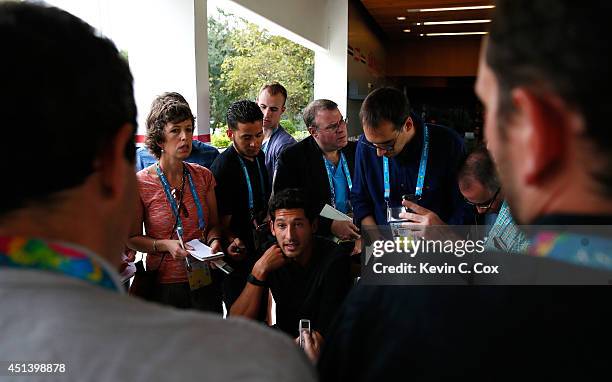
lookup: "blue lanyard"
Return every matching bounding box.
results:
[383,125,429,204]
[156,163,205,236]
[237,155,266,213]
[323,152,352,208]
[530,231,612,271]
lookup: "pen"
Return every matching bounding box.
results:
[176,227,185,249]
[176,228,190,269]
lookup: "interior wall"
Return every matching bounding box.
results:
[346,0,387,137]
[386,38,482,77]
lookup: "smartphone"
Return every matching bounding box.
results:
[402,194,421,213]
[298,319,311,348]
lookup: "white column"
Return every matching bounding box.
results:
[127,0,210,141]
[314,0,348,115]
[194,0,211,141]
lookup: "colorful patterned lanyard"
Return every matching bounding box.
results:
[529,231,612,271]
[383,125,429,205]
[156,163,205,237]
[0,236,119,291]
[323,152,353,208]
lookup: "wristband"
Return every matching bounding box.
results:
[152,239,158,253]
[247,273,267,287]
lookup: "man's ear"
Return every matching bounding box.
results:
[96,123,135,199]
[269,219,275,236]
[511,88,567,185]
[226,128,234,139]
[403,116,414,132]
[308,126,317,137]
[281,105,286,114]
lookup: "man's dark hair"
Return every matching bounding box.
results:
[269,189,317,223]
[259,82,288,105]
[145,96,195,159]
[226,100,263,131]
[0,2,137,215]
[487,0,612,195]
[458,145,500,193]
[360,87,411,132]
[303,99,338,129]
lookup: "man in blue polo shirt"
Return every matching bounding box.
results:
[135,92,219,171]
[352,87,470,229]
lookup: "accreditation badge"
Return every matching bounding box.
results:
[186,256,212,290]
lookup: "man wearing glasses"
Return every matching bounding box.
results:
[458,146,528,253]
[352,87,470,231]
[274,99,360,244]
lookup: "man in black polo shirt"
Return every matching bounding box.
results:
[210,100,270,310]
[230,188,352,340]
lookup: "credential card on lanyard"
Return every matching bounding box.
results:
[383,125,429,218]
[323,152,352,208]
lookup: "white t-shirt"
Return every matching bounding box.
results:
[0,267,316,382]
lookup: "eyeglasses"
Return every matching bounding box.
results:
[320,117,348,134]
[465,187,500,211]
[359,130,400,153]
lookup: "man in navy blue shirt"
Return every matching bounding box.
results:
[257,82,296,186]
[352,87,469,228]
[135,92,219,171]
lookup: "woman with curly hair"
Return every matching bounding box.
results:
[128,93,223,312]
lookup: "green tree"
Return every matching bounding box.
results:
[208,9,234,133]
[208,8,314,138]
[221,23,314,128]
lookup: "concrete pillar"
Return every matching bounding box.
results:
[128,0,211,142]
[46,0,212,142]
[314,0,349,115]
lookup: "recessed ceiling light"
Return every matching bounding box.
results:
[396,16,406,20]
[419,34,424,37]
[425,32,489,36]
[403,29,411,33]
[407,5,495,12]
[423,19,491,25]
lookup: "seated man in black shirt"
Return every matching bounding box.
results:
[230,188,352,341]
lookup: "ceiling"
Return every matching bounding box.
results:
[360,0,494,40]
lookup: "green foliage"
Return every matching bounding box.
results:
[208,10,234,133]
[280,119,296,134]
[208,8,314,141]
[290,130,310,142]
[211,125,231,148]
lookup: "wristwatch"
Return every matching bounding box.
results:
[247,273,267,287]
